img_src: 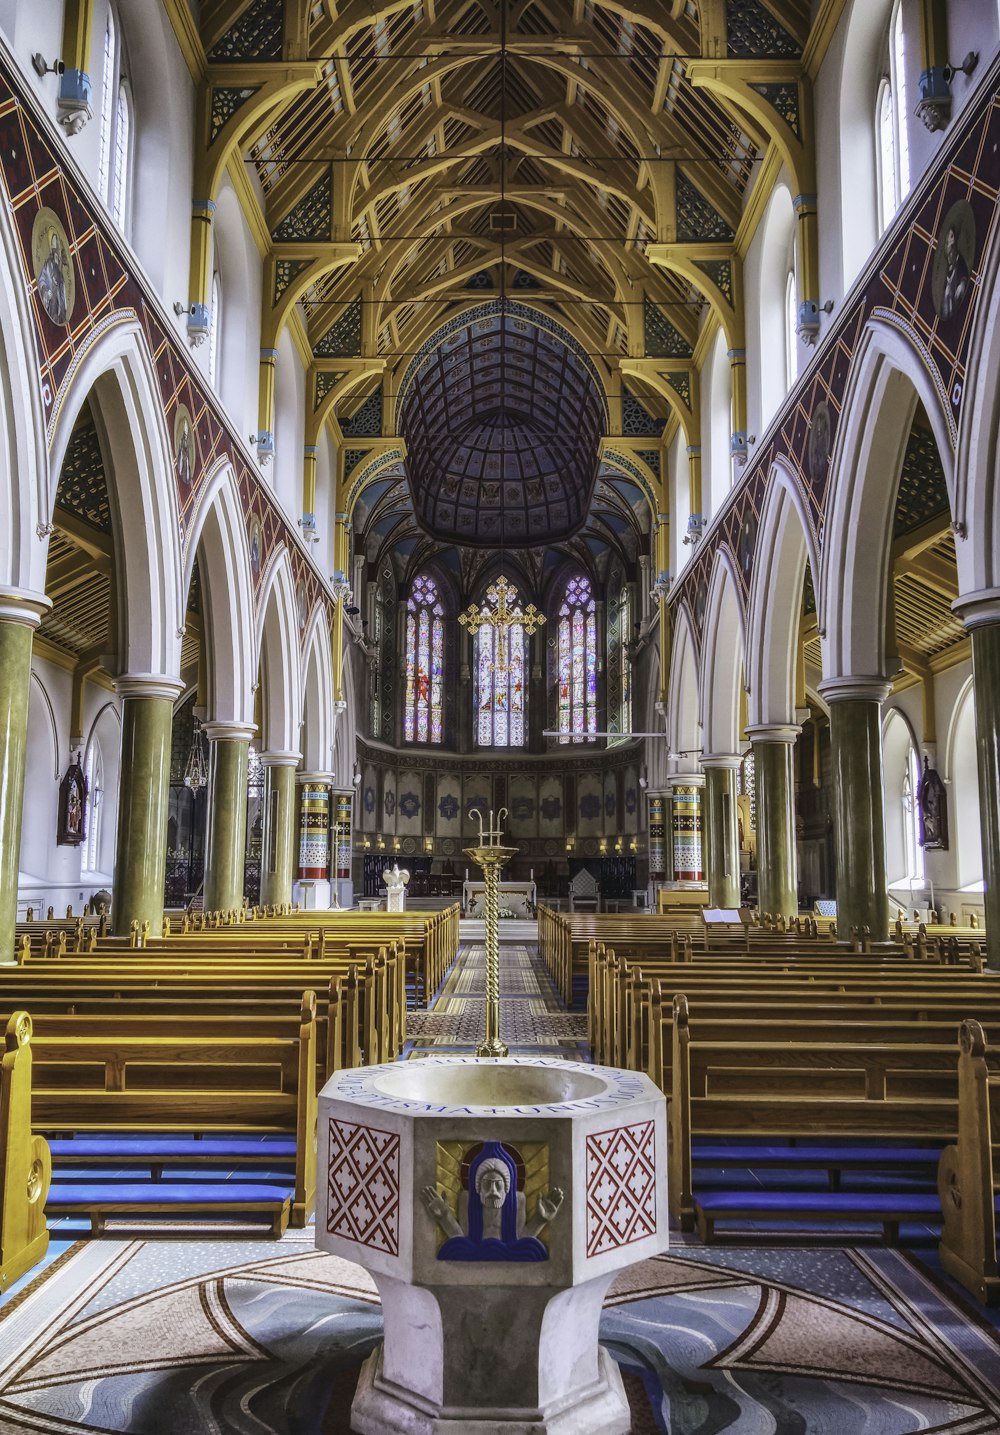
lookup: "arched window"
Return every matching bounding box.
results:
[619,583,632,737]
[404,574,445,743]
[876,1,910,234]
[557,575,597,743]
[97,5,133,232]
[208,270,222,388]
[901,744,924,885]
[82,740,103,873]
[475,588,526,749]
[784,268,798,390]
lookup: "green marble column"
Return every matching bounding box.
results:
[820,680,891,941]
[702,759,741,908]
[259,753,300,908]
[955,595,1000,970]
[112,676,184,937]
[0,590,51,964]
[748,727,799,921]
[203,723,254,913]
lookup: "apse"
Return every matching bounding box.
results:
[399,307,605,547]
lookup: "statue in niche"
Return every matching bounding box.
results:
[422,1140,563,1262]
[918,756,949,851]
[57,753,87,847]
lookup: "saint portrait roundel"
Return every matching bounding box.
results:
[31,207,76,327]
[173,405,197,494]
[932,199,976,326]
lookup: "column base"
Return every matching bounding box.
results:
[334,878,354,909]
[350,1342,630,1435]
[294,879,331,909]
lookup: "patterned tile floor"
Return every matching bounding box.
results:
[403,941,589,1059]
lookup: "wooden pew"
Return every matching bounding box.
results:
[29,991,318,1231]
[669,994,959,1238]
[0,1013,51,1290]
[938,1019,1000,1303]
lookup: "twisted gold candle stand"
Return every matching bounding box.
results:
[465,808,517,1058]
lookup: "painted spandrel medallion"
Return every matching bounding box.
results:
[31,207,75,327]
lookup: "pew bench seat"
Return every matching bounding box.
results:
[45,1181,292,1236]
[692,1142,942,1188]
[48,1136,297,1177]
[694,1189,944,1244]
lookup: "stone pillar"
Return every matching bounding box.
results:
[954,592,1000,970]
[295,773,332,909]
[259,752,300,909]
[0,589,51,963]
[112,674,185,937]
[747,726,799,922]
[202,722,254,914]
[333,789,354,908]
[701,757,741,908]
[818,679,891,941]
[646,793,666,883]
[668,777,704,883]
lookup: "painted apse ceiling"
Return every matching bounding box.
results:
[205,0,814,601]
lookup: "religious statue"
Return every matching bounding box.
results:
[422,1140,564,1262]
[383,863,410,891]
[57,753,87,847]
[918,756,949,850]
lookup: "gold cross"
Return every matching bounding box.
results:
[457,575,546,639]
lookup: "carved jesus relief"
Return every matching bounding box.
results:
[422,1139,563,1262]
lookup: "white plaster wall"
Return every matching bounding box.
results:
[701,327,731,520]
[313,425,337,576]
[744,176,796,443]
[18,658,124,911]
[272,327,306,519]
[0,2,65,132]
[667,425,689,580]
[210,176,262,442]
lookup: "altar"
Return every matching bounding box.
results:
[463,878,536,918]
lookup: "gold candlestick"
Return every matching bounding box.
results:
[465,807,517,1058]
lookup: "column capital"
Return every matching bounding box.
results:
[666,772,705,790]
[202,720,257,743]
[297,770,335,787]
[817,676,892,705]
[260,749,302,768]
[700,753,743,770]
[746,723,801,745]
[0,586,52,628]
[952,588,1000,631]
[114,674,186,702]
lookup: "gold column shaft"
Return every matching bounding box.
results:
[464,836,517,1058]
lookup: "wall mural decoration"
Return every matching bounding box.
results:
[672,61,1000,649]
[0,53,333,643]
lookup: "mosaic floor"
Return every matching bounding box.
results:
[3,1233,1000,1433]
[404,940,589,1058]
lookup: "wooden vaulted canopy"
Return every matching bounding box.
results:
[182,0,822,585]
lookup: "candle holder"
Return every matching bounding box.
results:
[464,807,518,1058]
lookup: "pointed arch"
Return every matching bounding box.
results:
[666,602,701,776]
[48,318,184,677]
[255,547,303,755]
[746,460,820,728]
[699,550,747,756]
[0,172,47,594]
[183,462,255,727]
[301,606,335,773]
[955,207,1000,594]
[819,319,958,681]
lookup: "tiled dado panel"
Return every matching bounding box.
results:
[0,50,331,631]
[672,55,1000,652]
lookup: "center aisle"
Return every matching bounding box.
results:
[403,936,590,1060]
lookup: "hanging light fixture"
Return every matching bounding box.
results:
[182,716,208,793]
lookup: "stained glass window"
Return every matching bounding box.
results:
[557,576,597,743]
[620,585,632,736]
[404,574,444,743]
[474,586,526,749]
